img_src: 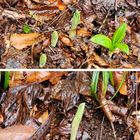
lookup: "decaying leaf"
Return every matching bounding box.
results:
[113,72,127,95]
[0,125,35,140]
[10,33,45,50]
[38,110,49,124]
[9,72,68,88]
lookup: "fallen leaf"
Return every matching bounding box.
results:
[0,125,35,140]
[59,34,73,47]
[113,72,127,95]
[38,110,49,124]
[9,72,68,88]
[0,113,3,124]
[77,28,91,37]
[10,33,44,50]
[134,131,140,140]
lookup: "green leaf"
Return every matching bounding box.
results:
[51,31,58,47]
[70,103,85,140]
[69,29,76,39]
[102,71,109,97]
[91,71,100,101]
[114,43,129,55]
[23,24,31,34]
[109,71,114,86]
[39,53,47,68]
[112,23,127,44]
[4,71,10,90]
[90,34,113,51]
[71,10,81,30]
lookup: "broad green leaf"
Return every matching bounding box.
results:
[71,10,81,30]
[70,103,85,140]
[102,71,109,97]
[4,71,10,90]
[115,43,129,55]
[51,31,58,47]
[39,53,47,68]
[91,71,100,101]
[23,24,31,34]
[112,23,127,44]
[90,34,113,51]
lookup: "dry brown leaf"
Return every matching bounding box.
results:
[0,113,3,124]
[131,31,140,46]
[0,125,35,140]
[59,34,73,47]
[10,33,44,50]
[9,72,68,88]
[134,131,140,140]
[113,72,127,95]
[77,28,91,37]
[38,110,49,124]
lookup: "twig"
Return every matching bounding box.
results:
[114,0,118,23]
[100,115,105,140]
[98,7,111,32]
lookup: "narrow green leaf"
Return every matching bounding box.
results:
[114,43,129,55]
[112,23,127,44]
[90,34,113,51]
[23,24,31,34]
[91,71,100,101]
[71,10,81,30]
[102,71,109,97]
[39,53,47,68]
[109,71,114,86]
[51,31,58,47]
[70,103,85,140]
[69,29,76,39]
[4,71,10,90]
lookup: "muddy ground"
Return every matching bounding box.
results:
[0,0,140,69]
[0,71,139,140]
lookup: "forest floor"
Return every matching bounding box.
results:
[0,71,140,140]
[0,0,140,69]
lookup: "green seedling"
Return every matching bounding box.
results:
[102,71,109,97]
[23,24,31,34]
[90,23,129,55]
[69,10,81,39]
[90,71,100,100]
[70,103,85,140]
[51,31,58,47]
[4,71,10,90]
[39,53,47,68]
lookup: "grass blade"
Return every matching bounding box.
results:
[4,71,10,90]
[70,103,85,140]
[91,71,100,100]
[102,72,109,96]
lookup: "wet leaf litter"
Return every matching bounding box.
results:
[0,71,140,139]
[0,0,140,68]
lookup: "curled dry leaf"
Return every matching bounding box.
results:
[0,125,35,140]
[59,34,73,47]
[10,33,44,50]
[113,71,127,95]
[0,113,3,124]
[38,110,49,124]
[77,28,92,37]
